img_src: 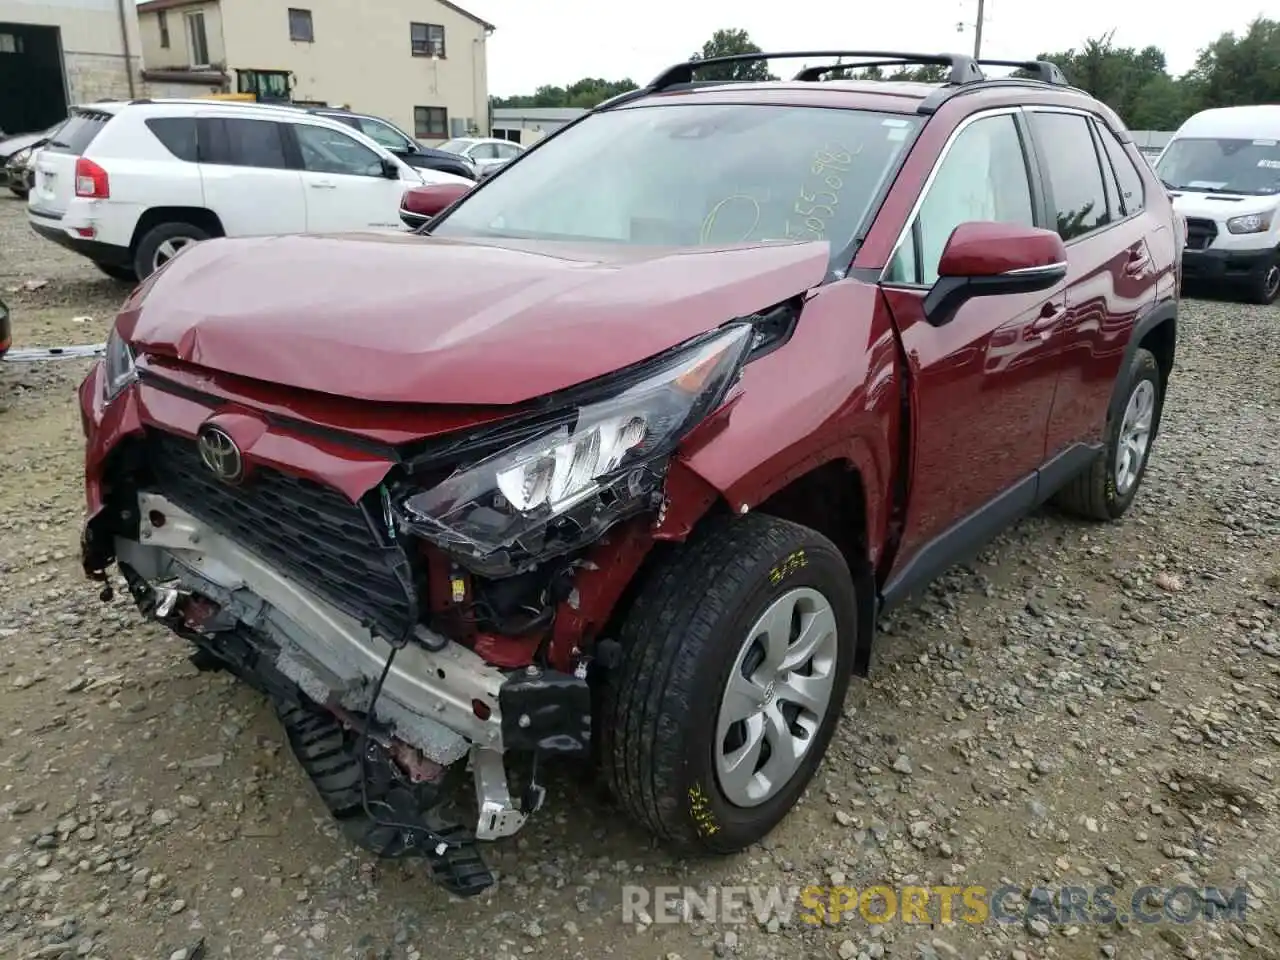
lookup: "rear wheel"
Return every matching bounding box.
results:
[133,222,211,279]
[1053,346,1163,521]
[601,513,857,854]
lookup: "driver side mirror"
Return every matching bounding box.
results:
[923,222,1068,327]
[380,156,401,179]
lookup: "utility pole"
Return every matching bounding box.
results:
[972,0,985,59]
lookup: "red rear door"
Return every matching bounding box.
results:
[1023,110,1161,455]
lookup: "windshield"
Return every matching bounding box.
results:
[1156,137,1280,195]
[438,138,472,154]
[430,103,921,267]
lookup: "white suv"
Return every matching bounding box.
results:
[28,99,471,281]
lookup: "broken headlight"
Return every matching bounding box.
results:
[103,326,137,402]
[397,323,754,575]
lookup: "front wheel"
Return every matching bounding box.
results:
[600,513,857,855]
[1246,255,1280,306]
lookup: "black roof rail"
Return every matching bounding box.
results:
[647,50,984,93]
[792,53,982,84]
[974,58,1069,85]
[916,75,1079,115]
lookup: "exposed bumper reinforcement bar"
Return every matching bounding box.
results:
[116,492,534,845]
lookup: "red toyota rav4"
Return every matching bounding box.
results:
[78,51,1179,895]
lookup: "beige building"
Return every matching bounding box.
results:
[134,0,493,144]
[0,0,143,133]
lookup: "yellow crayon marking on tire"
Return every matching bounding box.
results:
[769,549,808,585]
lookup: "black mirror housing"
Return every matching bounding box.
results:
[923,264,1067,328]
[380,157,400,179]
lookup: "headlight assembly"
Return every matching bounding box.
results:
[1225,212,1272,235]
[396,323,754,575]
[103,326,137,402]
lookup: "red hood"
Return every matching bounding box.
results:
[118,231,830,405]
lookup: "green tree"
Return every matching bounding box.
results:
[689,28,777,81]
[1183,16,1280,108]
[491,77,639,110]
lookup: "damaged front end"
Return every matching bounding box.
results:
[81,322,755,897]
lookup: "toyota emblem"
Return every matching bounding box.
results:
[197,425,244,484]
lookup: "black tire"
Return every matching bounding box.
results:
[133,221,211,280]
[93,261,137,283]
[600,512,857,855]
[1245,255,1280,306]
[9,185,28,200]
[1053,347,1163,521]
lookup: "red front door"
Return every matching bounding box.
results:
[877,109,1065,575]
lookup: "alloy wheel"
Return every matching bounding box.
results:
[1115,379,1156,496]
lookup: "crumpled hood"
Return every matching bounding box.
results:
[119,231,829,405]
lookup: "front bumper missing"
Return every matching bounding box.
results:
[116,491,546,843]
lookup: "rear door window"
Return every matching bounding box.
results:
[199,117,290,169]
[146,117,199,162]
[1029,111,1113,241]
[43,111,112,155]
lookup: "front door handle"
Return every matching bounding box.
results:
[1029,300,1064,336]
[310,179,337,189]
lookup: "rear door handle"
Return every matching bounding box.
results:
[310,180,337,189]
[1125,246,1151,276]
[1029,300,1064,335]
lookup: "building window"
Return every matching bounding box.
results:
[410,22,445,58]
[288,8,314,43]
[414,106,448,139]
[186,11,209,67]
[158,11,170,49]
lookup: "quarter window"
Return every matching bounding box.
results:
[1095,122,1146,216]
[1030,111,1112,241]
[887,113,1035,285]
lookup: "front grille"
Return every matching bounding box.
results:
[1185,217,1217,251]
[144,430,415,643]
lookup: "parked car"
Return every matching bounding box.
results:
[299,107,479,181]
[437,136,525,175]
[77,50,1178,898]
[27,99,472,282]
[0,123,63,195]
[1154,104,1280,304]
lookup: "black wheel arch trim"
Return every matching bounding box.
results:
[1106,298,1176,426]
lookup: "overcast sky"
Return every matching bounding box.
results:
[468,0,1269,96]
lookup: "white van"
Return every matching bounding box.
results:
[1154,105,1280,304]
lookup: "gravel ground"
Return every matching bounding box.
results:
[2,193,1279,960]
